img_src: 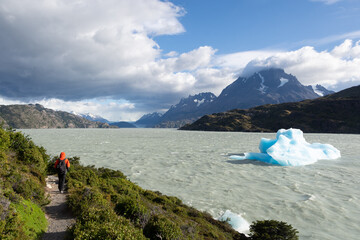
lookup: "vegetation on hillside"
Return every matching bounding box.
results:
[0,126,49,239]
[57,157,247,239]
[1,126,299,239]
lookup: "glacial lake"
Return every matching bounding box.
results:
[21,128,360,240]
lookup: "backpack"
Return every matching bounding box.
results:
[57,159,67,174]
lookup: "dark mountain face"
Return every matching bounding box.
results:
[211,68,319,112]
[135,112,163,127]
[159,92,216,123]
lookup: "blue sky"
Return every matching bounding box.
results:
[0,0,360,121]
[157,0,360,53]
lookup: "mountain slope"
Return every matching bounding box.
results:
[156,92,216,127]
[135,112,163,127]
[151,68,324,128]
[210,68,319,112]
[0,104,111,129]
[180,85,360,133]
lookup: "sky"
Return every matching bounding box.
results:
[0,0,360,121]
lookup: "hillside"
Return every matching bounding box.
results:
[180,85,360,133]
[0,104,111,129]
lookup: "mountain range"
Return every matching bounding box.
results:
[73,112,136,128]
[138,68,334,128]
[180,85,360,133]
[0,104,112,129]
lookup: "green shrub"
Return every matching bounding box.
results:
[67,168,99,187]
[0,204,27,240]
[143,215,183,240]
[114,196,150,228]
[69,195,146,239]
[249,220,299,240]
[0,128,10,151]
[12,199,47,239]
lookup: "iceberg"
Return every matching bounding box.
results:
[218,210,250,234]
[230,128,341,166]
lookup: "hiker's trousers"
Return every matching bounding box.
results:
[58,173,66,191]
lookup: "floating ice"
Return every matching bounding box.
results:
[230,128,341,166]
[218,210,250,234]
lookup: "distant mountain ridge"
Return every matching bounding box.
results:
[74,112,137,128]
[0,104,111,129]
[139,68,332,128]
[135,112,163,127]
[180,85,360,133]
[72,112,111,124]
[310,84,335,96]
[156,92,216,127]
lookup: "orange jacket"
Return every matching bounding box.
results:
[54,152,70,169]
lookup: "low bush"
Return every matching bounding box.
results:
[114,196,150,227]
[249,220,299,240]
[143,215,183,240]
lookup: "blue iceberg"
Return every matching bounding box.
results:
[218,210,250,234]
[230,128,341,166]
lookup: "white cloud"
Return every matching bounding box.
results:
[0,0,189,102]
[240,39,360,90]
[1,0,360,121]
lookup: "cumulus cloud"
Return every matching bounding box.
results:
[0,0,191,103]
[1,0,360,121]
[240,39,360,90]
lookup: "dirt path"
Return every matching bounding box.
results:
[42,175,76,240]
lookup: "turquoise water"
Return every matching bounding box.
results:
[22,128,360,239]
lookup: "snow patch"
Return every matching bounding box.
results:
[230,128,341,166]
[194,98,205,107]
[278,77,289,88]
[257,73,268,94]
[312,85,324,96]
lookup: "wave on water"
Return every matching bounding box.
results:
[218,210,250,234]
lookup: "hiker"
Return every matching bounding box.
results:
[54,152,70,193]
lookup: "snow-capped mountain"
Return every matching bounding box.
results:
[71,112,110,124]
[210,68,319,112]
[139,68,335,128]
[310,84,335,96]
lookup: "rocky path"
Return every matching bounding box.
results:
[42,175,76,240]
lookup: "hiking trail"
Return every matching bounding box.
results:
[42,175,76,240]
